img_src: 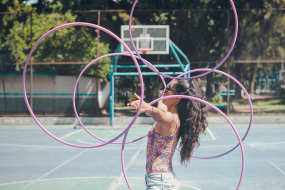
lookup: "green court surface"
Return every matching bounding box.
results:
[1,124,285,190]
[0,178,200,190]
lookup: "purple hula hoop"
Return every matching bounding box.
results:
[171,69,253,159]
[72,53,166,144]
[22,22,146,148]
[75,56,252,158]
[128,0,238,80]
[22,0,247,187]
[121,95,245,190]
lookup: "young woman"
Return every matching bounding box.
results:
[128,79,208,190]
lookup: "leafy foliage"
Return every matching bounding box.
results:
[2,0,285,88]
[1,2,111,80]
[212,92,223,105]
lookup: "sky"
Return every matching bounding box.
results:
[24,0,38,5]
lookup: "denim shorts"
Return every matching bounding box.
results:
[145,171,180,190]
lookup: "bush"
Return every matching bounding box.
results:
[212,92,223,105]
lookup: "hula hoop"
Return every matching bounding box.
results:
[21,0,247,187]
[22,22,147,148]
[128,0,238,80]
[170,69,253,159]
[74,55,252,158]
[121,95,245,190]
[73,53,167,144]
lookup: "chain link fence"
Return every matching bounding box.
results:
[1,8,284,116]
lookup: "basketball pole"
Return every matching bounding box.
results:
[96,11,101,115]
[30,13,34,114]
[227,10,230,116]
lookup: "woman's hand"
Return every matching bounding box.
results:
[127,93,152,113]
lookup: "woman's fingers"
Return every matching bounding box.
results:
[134,93,141,100]
[128,101,138,109]
[128,97,146,111]
[128,100,138,106]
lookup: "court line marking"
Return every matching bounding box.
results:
[76,139,144,149]
[269,160,285,176]
[198,141,285,148]
[19,133,113,190]
[0,177,202,189]
[207,124,285,127]
[199,144,236,148]
[206,128,216,140]
[2,140,283,150]
[247,141,285,146]
[0,143,69,149]
[1,140,283,150]
[19,149,89,190]
[0,177,118,186]
[59,129,83,139]
[77,139,104,145]
[108,138,147,190]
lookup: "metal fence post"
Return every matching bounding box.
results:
[96,11,101,115]
[76,27,80,114]
[110,64,114,126]
[2,79,7,113]
[259,71,263,91]
[227,10,230,116]
[30,13,33,113]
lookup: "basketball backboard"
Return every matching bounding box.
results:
[120,25,169,55]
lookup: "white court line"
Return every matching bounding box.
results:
[0,177,117,187]
[19,149,89,190]
[199,141,285,148]
[19,132,113,190]
[199,144,236,148]
[12,139,278,149]
[76,139,143,149]
[269,160,285,176]
[76,139,102,145]
[108,138,147,190]
[249,141,285,146]
[206,128,216,140]
[0,143,69,149]
[59,129,83,139]
[0,177,202,190]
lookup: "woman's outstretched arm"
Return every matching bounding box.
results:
[128,93,175,128]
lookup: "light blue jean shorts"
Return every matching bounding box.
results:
[145,171,180,190]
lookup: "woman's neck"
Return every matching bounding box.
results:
[167,105,178,114]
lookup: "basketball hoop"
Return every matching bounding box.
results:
[121,25,169,55]
[136,36,153,56]
[142,50,150,55]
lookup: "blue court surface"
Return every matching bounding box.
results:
[0,123,285,190]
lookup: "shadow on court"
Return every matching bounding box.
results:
[0,123,284,190]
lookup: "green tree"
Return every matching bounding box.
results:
[0,0,33,47]
[2,2,111,81]
[232,0,285,96]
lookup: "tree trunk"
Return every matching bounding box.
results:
[206,71,214,99]
[249,64,258,95]
[235,63,243,99]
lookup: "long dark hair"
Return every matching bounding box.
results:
[174,79,208,166]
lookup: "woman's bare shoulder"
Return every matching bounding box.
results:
[154,112,180,136]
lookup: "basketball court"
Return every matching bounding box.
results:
[0,123,284,190]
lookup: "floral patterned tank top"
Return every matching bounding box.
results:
[146,119,178,174]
